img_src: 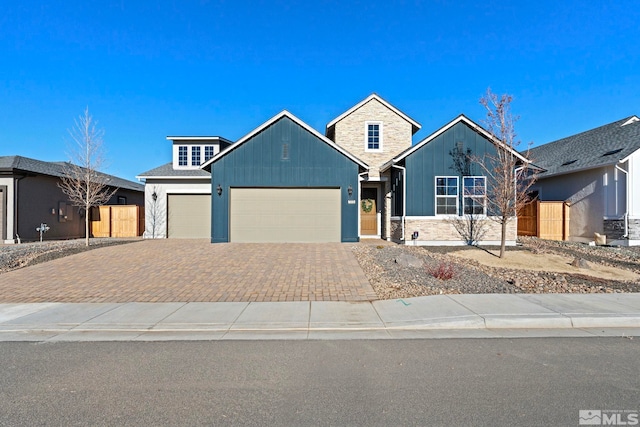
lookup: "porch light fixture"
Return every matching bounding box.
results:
[216,184,223,196]
[151,191,157,201]
[347,185,353,197]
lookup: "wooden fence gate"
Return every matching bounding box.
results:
[517,200,570,241]
[90,205,144,238]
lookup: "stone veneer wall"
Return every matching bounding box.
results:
[390,217,517,244]
[631,219,640,240]
[603,219,625,241]
[333,98,413,177]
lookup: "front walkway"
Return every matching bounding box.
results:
[0,240,377,303]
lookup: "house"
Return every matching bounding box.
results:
[528,116,640,246]
[0,155,144,243]
[195,94,525,244]
[136,137,232,238]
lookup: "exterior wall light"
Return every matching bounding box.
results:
[216,184,223,196]
[348,185,353,197]
[151,191,158,201]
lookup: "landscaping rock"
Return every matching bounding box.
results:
[571,257,591,269]
[394,253,423,268]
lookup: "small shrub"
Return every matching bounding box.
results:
[427,261,456,280]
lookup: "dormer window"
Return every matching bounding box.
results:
[365,121,383,152]
[178,146,188,166]
[192,146,201,166]
[204,146,215,161]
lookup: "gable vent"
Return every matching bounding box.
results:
[561,159,577,166]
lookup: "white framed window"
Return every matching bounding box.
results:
[204,145,215,161]
[435,176,458,215]
[178,146,188,166]
[463,176,486,215]
[365,121,383,151]
[192,146,201,166]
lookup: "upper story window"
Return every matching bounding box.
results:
[178,146,188,166]
[435,176,458,215]
[192,146,201,166]
[365,121,383,152]
[204,145,215,161]
[463,176,486,215]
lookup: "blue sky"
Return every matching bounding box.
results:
[2,1,639,181]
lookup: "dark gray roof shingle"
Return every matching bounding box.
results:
[0,155,144,192]
[529,116,640,178]
[136,162,211,178]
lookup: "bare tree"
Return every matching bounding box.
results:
[477,88,536,258]
[447,144,489,245]
[58,108,117,246]
[146,186,166,238]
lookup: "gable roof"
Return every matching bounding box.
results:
[202,110,369,171]
[529,115,640,178]
[136,162,211,179]
[380,114,529,172]
[325,93,421,135]
[0,155,144,192]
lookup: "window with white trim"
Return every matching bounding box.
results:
[178,146,188,166]
[204,145,215,161]
[463,176,486,215]
[435,176,458,215]
[365,121,382,151]
[192,146,201,166]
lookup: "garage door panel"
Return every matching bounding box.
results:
[168,194,211,238]
[230,188,340,243]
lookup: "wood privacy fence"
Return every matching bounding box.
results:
[518,200,570,241]
[90,205,144,238]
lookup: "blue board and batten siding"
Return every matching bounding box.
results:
[401,121,499,216]
[210,116,362,243]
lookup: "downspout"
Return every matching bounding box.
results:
[391,164,406,242]
[14,174,27,243]
[615,163,629,238]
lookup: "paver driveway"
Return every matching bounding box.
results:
[0,240,377,303]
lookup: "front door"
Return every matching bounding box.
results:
[360,188,377,235]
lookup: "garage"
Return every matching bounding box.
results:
[230,188,340,243]
[167,194,211,238]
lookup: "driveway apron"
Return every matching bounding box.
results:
[0,240,377,303]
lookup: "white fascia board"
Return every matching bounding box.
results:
[619,147,640,165]
[167,136,231,142]
[325,94,421,132]
[201,110,370,170]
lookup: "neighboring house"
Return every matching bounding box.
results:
[0,155,144,243]
[136,137,232,238]
[529,116,640,246]
[195,94,525,244]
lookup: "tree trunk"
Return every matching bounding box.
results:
[85,208,90,247]
[499,219,507,258]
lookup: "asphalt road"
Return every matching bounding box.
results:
[1,338,639,426]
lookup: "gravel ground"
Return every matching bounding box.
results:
[352,238,640,300]
[0,239,140,273]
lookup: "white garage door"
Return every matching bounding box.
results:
[230,188,341,243]
[167,194,211,238]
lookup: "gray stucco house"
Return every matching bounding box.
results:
[529,116,640,246]
[0,155,144,243]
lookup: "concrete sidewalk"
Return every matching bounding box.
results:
[1,293,640,341]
